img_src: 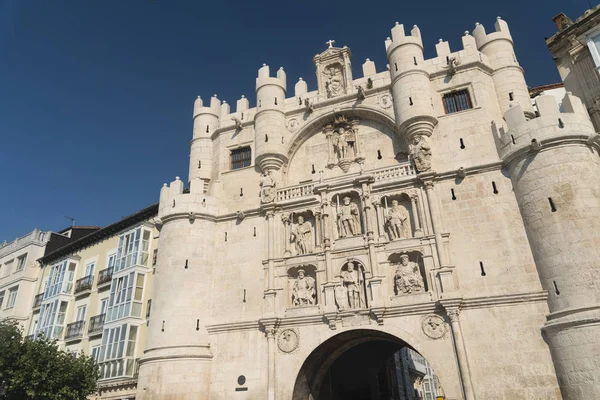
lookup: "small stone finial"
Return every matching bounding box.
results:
[299,77,303,81]
[475,22,480,26]
[439,38,443,43]
[326,39,335,49]
[395,22,399,26]
[413,24,417,28]
[197,95,201,98]
[175,176,180,180]
[163,183,167,187]
[464,31,469,36]
[366,58,370,61]
[497,16,502,20]
[213,94,217,98]
[386,37,391,41]
[262,63,266,66]
[241,95,245,98]
[279,67,284,70]
[223,100,227,104]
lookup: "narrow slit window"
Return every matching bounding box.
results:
[451,189,456,200]
[548,197,557,212]
[511,135,516,144]
[409,97,413,106]
[198,160,201,168]
[311,164,316,174]
[492,181,498,194]
[240,188,244,197]
[459,138,465,149]
[230,147,252,170]
[442,89,473,114]
[377,150,382,159]
[553,280,560,295]
[509,92,514,101]
[480,262,486,276]
[394,63,398,71]
[413,56,418,65]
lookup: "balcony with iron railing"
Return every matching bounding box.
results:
[64,320,85,342]
[97,267,113,289]
[32,293,44,309]
[74,275,94,296]
[88,314,105,337]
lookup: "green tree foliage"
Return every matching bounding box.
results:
[0,320,99,400]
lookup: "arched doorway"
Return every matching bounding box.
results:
[292,329,443,400]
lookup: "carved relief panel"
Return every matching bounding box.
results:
[287,265,318,307]
[335,261,367,311]
[313,44,353,99]
[388,252,427,296]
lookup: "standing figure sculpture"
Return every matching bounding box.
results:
[292,216,314,255]
[411,135,432,172]
[341,262,362,309]
[386,200,409,240]
[292,269,316,306]
[325,66,344,98]
[394,254,425,295]
[337,197,361,237]
[260,170,276,203]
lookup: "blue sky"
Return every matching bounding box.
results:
[0,0,592,241]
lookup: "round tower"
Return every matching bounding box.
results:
[496,93,600,398]
[189,95,220,193]
[254,64,288,172]
[473,17,534,117]
[136,190,218,395]
[385,22,437,141]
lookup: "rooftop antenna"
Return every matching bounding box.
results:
[64,216,76,227]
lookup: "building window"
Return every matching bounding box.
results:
[7,287,18,308]
[230,147,252,170]
[16,254,27,271]
[114,227,151,273]
[76,305,87,322]
[91,346,101,362]
[442,89,473,114]
[0,291,5,309]
[36,299,68,339]
[98,324,139,380]
[84,262,95,277]
[44,260,76,299]
[1,259,13,277]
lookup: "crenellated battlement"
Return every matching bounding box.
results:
[385,23,423,54]
[256,64,287,92]
[495,93,595,161]
[472,17,512,51]
[193,95,221,119]
[158,177,218,220]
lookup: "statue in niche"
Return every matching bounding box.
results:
[337,196,361,237]
[411,135,432,172]
[386,200,409,240]
[333,126,357,160]
[324,66,344,98]
[341,262,363,309]
[394,254,425,295]
[292,269,316,306]
[260,170,276,203]
[292,216,314,255]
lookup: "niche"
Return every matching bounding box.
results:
[331,192,364,239]
[388,251,428,295]
[287,265,318,308]
[335,261,368,311]
[379,193,415,241]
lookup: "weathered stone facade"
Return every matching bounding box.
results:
[135,17,600,400]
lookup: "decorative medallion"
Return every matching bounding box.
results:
[379,94,392,109]
[422,315,448,340]
[277,328,299,353]
[287,118,300,132]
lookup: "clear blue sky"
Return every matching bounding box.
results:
[0,0,593,241]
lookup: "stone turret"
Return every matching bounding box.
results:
[496,93,600,398]
[473,17,534,117]
[189,95,220,193]
[385,23,438,141]
[254,64,288,173]
[135,177,218,399]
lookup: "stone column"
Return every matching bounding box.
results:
[421,179,448,267]
[312,208,323,252]
[267,210,275,288]
[409,193,423,237]
[324,124,335,168]
[446,308,475,400]
[266,327,277,400]
[371,196,388,242]
[281,213,291,257]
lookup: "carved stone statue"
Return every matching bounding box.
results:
[260,171,276,203]
[337,197,361,237]
[386,200,409,240]
[292,216,313,255]
[341,262,362,309]
[292,269,316,306]
[411,135,432,172]
[333,126,357,160]
[324,66,344,98]
[356,85,366,100]
[394,254,425,295]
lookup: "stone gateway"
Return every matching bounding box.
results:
[135,16,600,400]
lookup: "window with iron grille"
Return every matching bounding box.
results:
[442,89,473,114]
[230,147,252,170]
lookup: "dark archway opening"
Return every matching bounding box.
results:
[292,329,443,400]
